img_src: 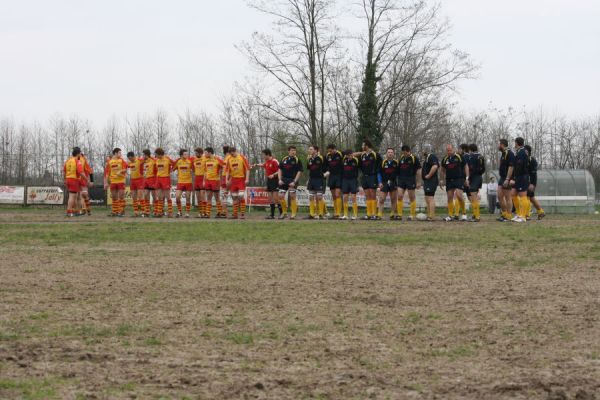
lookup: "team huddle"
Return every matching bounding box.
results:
[62,137,545,222]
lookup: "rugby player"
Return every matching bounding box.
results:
[77,152,94,215]
[202,147,224,218]
[510,137,530,223]
[421,144,439,221]
[452,143,470,219]
[378,148,399,220]
[324,144,343,219]
[278,146,303,219]
[440,144,469,222]
[173,149,193,218]
[127,151,145,217]
[218,145,231,218]
[142,149,157,217]
[497,139,515,222]
[466,144,485,222]
[396,145,421,221]
[341,149,359,220]
[154,148,174,218]
[524,145,546,220]
[192,148,206,217]
[306,145,325,219]
[104,148,128,217]
[225,147,250,219]
[63,147,85,217]
[356,140,380,220]
[256,149,281,219]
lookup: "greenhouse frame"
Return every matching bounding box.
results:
[487,169,596,214]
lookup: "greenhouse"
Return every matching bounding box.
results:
[487,169,596,214]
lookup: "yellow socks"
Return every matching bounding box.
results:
[473,200,480,219]
[448,200,454,216]
[343,201,349,217]
[410,200,416,217]
[457,197,465,215]
[318,199,325,216]
[309,199,316,217]
[353,202,358,218]
[519,196,529,219]
[397,200,403,217]
[335,198,342,217]
[280,199,288,215]
[290,199,298,216]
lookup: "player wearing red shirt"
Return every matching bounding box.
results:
[104,148,128,217]
[174,149,193,217]
[63,147,85,217]
[255,149,281,219]
[127,151,145,217]
[225,147,250,219]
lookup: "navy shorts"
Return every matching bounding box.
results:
[361,175,378,190]
[469,175,483,192]
[423,179,438,197]
[514,175,530,192]
[381,180,397,193]
[328,174,342,190]
[446,178,464,191]
[307,177,325,192]
[397,176,416,190]
[279,177,296,192]
[342,179,358,194]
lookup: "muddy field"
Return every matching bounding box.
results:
[1,208,599,399]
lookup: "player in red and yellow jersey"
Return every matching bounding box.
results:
[154,148,174,217]
[174,149,193,217]
[127,151,145,217]
[192,147,206,217]
[77,152,94,215]
[104,148,128,217]
[142,149,157,217]
[63,147,85,217]
[217,145,231,218]
[225,147,250,219]
[202,147,225,218]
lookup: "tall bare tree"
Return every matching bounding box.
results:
[356,0,477,147]
[240,0,338,148]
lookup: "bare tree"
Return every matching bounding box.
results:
[356,0,477,144]
[239,0,338,148]
[151,109,171,152]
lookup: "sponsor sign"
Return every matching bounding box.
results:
[0,185,25,204]
[26,186,64,205]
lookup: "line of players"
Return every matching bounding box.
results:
[102,145,250,218]
[63,137,545,222]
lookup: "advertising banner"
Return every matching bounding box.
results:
[0,186,25,204]
[26,186,64,205]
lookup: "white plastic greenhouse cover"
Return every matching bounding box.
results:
[487,169,596,214]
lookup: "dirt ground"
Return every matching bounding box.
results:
[1,209,599,399]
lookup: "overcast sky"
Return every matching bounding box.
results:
[1,0,598,125]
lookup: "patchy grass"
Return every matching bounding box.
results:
[1,210,599,399]
[0,377,61,400]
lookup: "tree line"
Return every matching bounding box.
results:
[0,0,598,188]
